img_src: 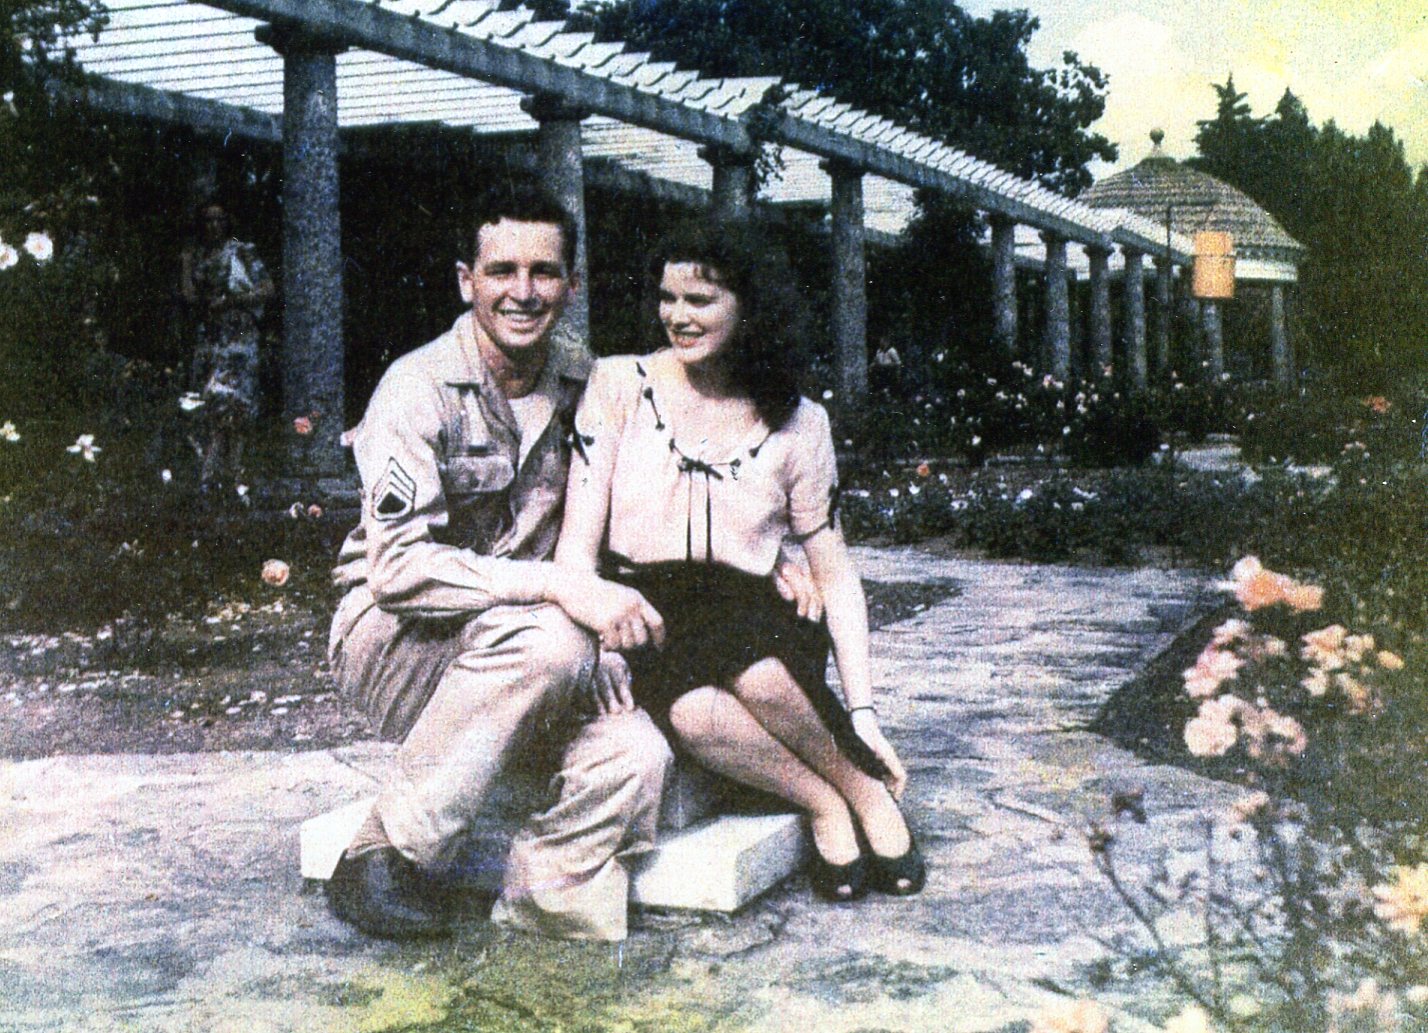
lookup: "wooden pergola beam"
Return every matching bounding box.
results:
[765,110,1113,249]
[201,0,751,152]
[47,73,281,142]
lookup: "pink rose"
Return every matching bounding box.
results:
[261,559,290,587]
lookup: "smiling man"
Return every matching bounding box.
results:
[326,183,671,942]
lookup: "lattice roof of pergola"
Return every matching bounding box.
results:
[58,0,1195,260]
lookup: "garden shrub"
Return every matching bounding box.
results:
[1087,557,1428,1032]
[1062,395,1160,468]
[1145,375,1244,442]
[0,398,343,633]
[838,463,1334,570]
[838,356,1167,469]
[1238,391,1351,465]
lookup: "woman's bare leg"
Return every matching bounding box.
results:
[730,658,911,859]
[668,686,861,867]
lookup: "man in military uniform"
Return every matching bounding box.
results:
[326,184,671,942]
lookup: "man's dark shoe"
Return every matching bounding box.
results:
[326,846,452,940]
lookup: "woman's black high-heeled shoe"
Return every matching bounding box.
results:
[808,850,870,903]
[867,835,926,896]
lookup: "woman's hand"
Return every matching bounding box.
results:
[851,709,908,799]
[591,650,636,715]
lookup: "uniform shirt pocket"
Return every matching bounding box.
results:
[443,454,516,497]
[441,454,517,551]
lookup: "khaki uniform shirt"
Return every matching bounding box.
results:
[332,313,591,619]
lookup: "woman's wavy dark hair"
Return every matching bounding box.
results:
[644,219,810,431]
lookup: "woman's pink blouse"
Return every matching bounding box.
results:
[572,353,839,576]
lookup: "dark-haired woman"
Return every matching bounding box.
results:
[556,221,924,902]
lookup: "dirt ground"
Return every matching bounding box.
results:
[0,578,957,760]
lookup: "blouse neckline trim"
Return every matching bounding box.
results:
[635,353,773,467]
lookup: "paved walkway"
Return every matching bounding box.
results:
[0,548,1232,1032]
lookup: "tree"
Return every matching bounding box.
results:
[570,0,1117,194]
[1190,79,1428,385]
[0,1,106,86]
[558,0,1120,377]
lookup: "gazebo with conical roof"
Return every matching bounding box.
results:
[1080,131,1306,386]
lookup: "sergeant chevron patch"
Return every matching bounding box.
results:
[373,458,416,520]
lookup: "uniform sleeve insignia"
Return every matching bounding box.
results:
[372,458,417,521]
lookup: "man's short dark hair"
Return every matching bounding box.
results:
[471,181,578,271]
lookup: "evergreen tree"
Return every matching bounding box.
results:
[1191,78,1428,385]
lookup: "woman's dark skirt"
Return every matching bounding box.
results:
[604,558,889,780]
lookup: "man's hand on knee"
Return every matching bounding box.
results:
[591,650,636,714]
[545,569,665,652]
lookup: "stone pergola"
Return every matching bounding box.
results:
[57,0,1198,471]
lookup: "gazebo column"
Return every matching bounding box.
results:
[701,145,755,220]
[522,93,590,351]
[1040,231,1070,379]
[1270,283,1292,388]
[1122,246,1148,390]
[1086,245,1113,375]
[1067,269,1083,376]
[262,25,345,475]
[1152,257,1174,380]
[1178,277,1202,381]
[1202,301,1226,380]
[824,160,868,402]
[989,215,1018,359]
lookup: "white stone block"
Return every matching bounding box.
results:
[301,800,807,914]
[299,797,372,881]
[631,812,807,912]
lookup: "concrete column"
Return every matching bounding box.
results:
[989,215,1018,359]
[1086,245,1113,376]
[1040,231,1070,379]
[1121,246,1147,390]
[1202,300,1225,381]
[522,93,590,352]
[824,160,868,402]
[1152,257,1174,380]
[1270,283,1291,388]
[263,25,345,475]
[700,144,755,220]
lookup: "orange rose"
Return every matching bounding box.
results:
[1283,582,1324,612]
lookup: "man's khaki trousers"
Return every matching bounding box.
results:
[330,586,672,941]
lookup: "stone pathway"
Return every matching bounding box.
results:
[0,548,1234,1032]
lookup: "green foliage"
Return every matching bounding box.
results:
[867,192,993,367]
[572,0,1116,194]
[837,465,1322,567]
[0,1,107,84]
[0,331,338,636]
[0,404,342,632]
[1190,80,1428,386]
[1145,377,1243,443]
[835,356,1164,472]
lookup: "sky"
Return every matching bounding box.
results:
[958,0,1428,175]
